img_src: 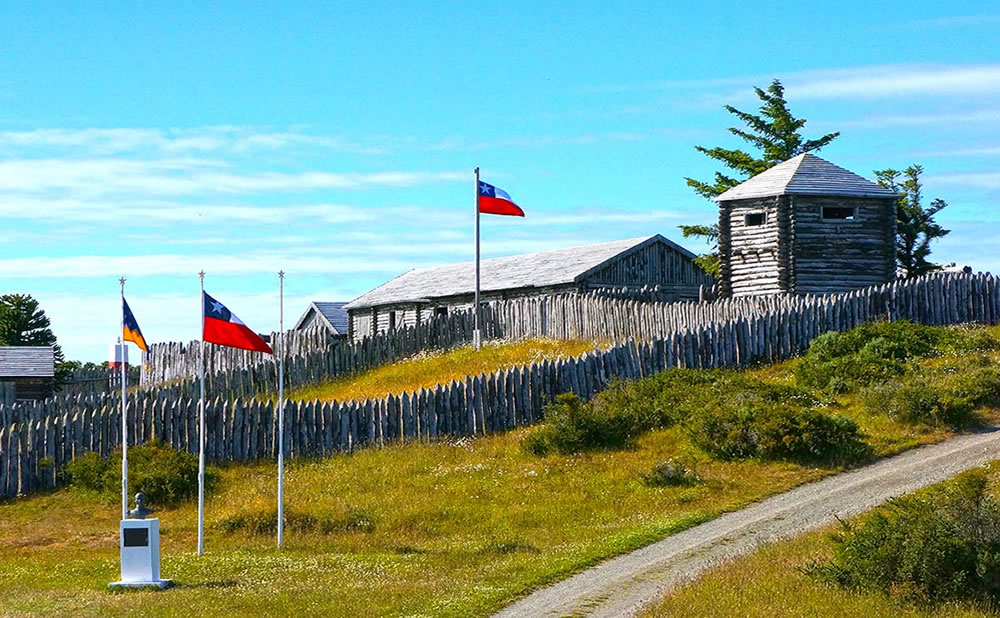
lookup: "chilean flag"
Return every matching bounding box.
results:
[203,292,273,354]
[478,180,524,217]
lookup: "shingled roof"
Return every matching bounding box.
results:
[713,153,899,202]
[0,346,55,378]
[344,235,693,310]
[294,301,349,334]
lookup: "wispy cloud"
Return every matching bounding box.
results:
[785,65,1000,100]
[829,108,1000,129]
[0,158,466,197]
[0,127,389,156]
[928,171,1000,190]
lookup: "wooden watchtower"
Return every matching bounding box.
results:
[715,153,898,297]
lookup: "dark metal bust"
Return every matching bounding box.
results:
[128,493,154,519]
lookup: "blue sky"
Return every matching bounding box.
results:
[1,1,999,362]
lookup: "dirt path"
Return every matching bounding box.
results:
[494,428,1000,618]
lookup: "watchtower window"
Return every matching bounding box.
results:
[822,206,857,220]
[744,212,766,226]
[434,307,448,318]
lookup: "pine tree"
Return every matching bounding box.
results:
[0,293,68,380]
[682,79,839,276]
[874,165,950,278]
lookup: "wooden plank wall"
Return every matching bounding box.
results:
[2,272,999,499]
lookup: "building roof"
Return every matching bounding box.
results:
[293,301,349,333]
[344,234,695,310]
[0,346,55,378]
[713,153,899,202]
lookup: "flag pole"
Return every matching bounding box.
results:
[119,277,128,521]
[277,270,285,548]
[197,270,206,556]
[474,167,481,350]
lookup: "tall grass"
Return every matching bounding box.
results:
[287,338,598,403]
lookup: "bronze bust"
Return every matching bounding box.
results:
[128,493,154,519]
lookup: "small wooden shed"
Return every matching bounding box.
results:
[293,302,349,338]
[344,234,711,341]
[715,153,898,297]
[0,346,56,402]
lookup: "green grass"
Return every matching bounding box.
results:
[2,326,998,616]
[287,338,599,403]
[644,462,1000,618]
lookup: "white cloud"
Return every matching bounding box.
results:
[927,171,1000,189]
[0,158,466,197]
[783,65,1000,100]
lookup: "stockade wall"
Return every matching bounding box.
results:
[61,368,140,398]
[2,272,999,498]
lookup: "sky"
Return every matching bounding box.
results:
[1,1,999,362]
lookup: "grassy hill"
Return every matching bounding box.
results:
[286,338,599,403]
[1,324,998,616]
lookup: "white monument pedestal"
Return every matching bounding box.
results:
[109,518,172,589]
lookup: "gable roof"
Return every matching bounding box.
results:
[294,301,349,333]
[344,235,695,310]
[713,153,899,202]
[0,346,55,378]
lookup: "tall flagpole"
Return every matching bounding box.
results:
[197,270,206,556]
[119,277,128,520]
[474,167,481,350]
[277,270,285,548]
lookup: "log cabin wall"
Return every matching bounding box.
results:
[585,242,711,301]
[789,196,896,295]
[720,196,784,297]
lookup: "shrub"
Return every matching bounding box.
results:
[643,458,700,487]
[860,367,1000,428]
[523,393,631,455]
[685,402,868,463]
[63,439,208,507]
[809,468,1000,605]
[795,321,952,392]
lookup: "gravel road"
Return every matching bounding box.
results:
[494,428,1000,618]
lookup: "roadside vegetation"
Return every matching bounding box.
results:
[646,463,1000,617]
[1,322,997,616]
[287,338,598,403]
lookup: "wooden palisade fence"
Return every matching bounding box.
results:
[2,272,999,498]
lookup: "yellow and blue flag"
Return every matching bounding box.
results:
[123,297,148,351]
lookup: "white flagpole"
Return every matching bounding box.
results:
[119,278,128,520]
[197,270,206,556]
[474,167,481,350]
[277,270,285,548]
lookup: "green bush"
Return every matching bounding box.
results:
[860,367,1000,428]
[795,321,953,392]
[523,393,631,455]
[685,402,868,463]
[643,458,700,487]
[809,468,1000,605]
[63,439,208,507]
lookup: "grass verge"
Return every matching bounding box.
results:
[645,462,1000,618]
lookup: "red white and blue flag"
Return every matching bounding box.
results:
[478,180,524,217]
[203,292,273,354]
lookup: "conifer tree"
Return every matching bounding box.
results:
[874,165,950,278]
[682,79,839,276]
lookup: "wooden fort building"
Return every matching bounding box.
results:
[0,346,55,402]
[343,234,711,341]
[715,153,899,297]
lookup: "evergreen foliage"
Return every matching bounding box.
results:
[681,79,839,275]
[0,293,69,383]
[874,165,951,278]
